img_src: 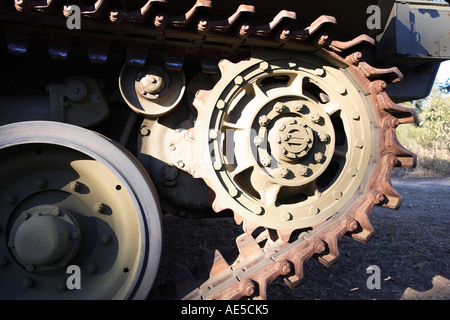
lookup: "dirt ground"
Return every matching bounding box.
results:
[155,177,450,300]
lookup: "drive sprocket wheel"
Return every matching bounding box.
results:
[190,49,414,242]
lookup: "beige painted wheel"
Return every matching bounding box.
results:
[192,50,375,240]
[0,121,162,299]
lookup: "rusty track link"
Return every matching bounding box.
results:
[1,0,416,300]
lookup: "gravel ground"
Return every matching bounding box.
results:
[154,177,450,300]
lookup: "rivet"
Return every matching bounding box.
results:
[279,167,289,178]
[309,207,319,215]
[348,167,358,177]
[93,202,105,213]
[279,261,292,275]
[337,85,347,95]
[259,115,269,127]
[209,130,218,140]
[355,139,364,149]
[260,156,271,167]
[374,192,386,204]
[229,188,239,198]
[69,181,80,192]
[244,281,256,296]
[35,177,47,189]
[314,152,324,163]
[310,113,321,123]
[25,264,35,272]
[20,212,30,220]
[100,233,111,245]
[216,100,226,110]
[351,111,360,120]
[253,136,264,147]
[298,166,310,177]
[294,102,305,112]
[333,191,343,200]
[315,242,326,253]
[51,208,61,216]
[140,127,150,136]
[274,102,285,113]
[234,76,244,85]
[4,194,16,205]
[213,161,222,170]
[259,61,270,71]
[22,278,34,289]
[281,211,292,221]
[71,231,79,240]
[252,205,263,215]
[347,219,359,231]
[314,68,325,76]
[318,132,330,143]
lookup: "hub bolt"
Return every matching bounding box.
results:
[318,133,330,143]
[310,113,321,124]
[260,156,271,167]
[274,102,285,113]
[258,115,269,127]
[280,167,289,178]
[69,181,80,192]
[314,152,324,163]
[298,166,310,177]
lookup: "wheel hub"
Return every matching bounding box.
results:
[10,205,80,272]
[191,52,373,238]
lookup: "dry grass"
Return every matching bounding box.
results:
[395,123,450,178]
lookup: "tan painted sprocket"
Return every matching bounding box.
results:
[191,50,379,240]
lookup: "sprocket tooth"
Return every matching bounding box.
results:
[233,212,244,226]
[218,58,236,77]
[276,229,294,242]
[205,249,231,276]
[242,219,260,235]
[211,195,228,212]
[236,233,262,259]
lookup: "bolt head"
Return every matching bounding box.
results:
[260,156,271,167]
[314,152,324,163]
[274,102,285,113]
[69,181,79,192]
[319,133,330,143]
[310,113,321,124]
[258,115,269,127]
[279,167,289,178]
[299,166,310,177]
[94,202,105,213]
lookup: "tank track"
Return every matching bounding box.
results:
[1,0,417,300]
